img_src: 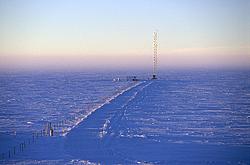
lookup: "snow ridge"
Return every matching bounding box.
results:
[63,81,143,136]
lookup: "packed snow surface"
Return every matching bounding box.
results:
[0,70,250,164]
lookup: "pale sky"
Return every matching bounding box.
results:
[0,0,249,70]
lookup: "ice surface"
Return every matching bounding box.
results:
[1,70,250,164]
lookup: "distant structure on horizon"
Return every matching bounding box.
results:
[152,31,158,79]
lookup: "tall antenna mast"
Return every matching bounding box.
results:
[152,31,158,79]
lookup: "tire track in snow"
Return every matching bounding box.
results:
[98,81,154,164]
[100,81,153,139]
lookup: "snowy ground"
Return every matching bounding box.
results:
[1,71,250,164]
